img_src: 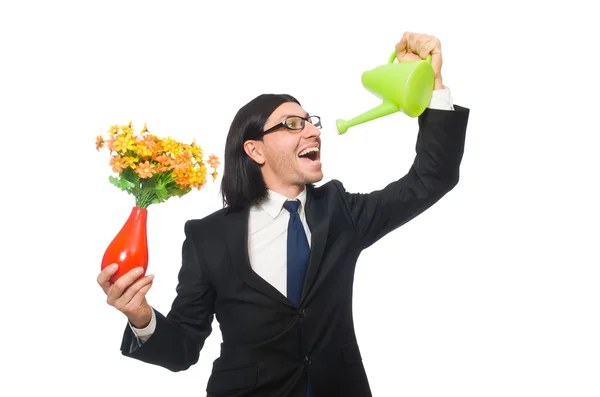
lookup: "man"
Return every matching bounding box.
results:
[97,32,469,397]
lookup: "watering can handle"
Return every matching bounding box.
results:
[388,50,432,64]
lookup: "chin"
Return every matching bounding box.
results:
[298,162,323,181]
[303,170,324,184]
[307,175,323,184]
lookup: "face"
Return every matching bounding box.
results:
[244,102,323,197]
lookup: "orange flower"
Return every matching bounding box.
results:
[140,134,157,153]
[96,135,104,151]
[135,160,156,179]
[104,136,116,152]
[207,154,220,168]
[110,155,127,173]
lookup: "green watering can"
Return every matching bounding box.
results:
[336,50,435,135]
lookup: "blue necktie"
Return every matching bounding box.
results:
[283,199,313,397]
[283,200,310,307]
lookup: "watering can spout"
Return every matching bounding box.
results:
[336,100,398,135]
[336,50,434,135]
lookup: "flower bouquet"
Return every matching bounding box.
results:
[96,122,219,282]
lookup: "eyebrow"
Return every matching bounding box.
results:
[280,112,309,121]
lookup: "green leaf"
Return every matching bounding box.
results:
[153,184,170,202]
[172,187,191,197]
[141,173,159,189]
[109,175,135,193]
[122,167,140,186]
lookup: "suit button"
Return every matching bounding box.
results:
[304,356,311,365]
[299,309,306,317]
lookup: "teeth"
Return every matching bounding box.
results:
[299,147,319,157]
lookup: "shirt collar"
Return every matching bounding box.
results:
[258,187,307,219]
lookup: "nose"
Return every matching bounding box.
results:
[303,122,321,139]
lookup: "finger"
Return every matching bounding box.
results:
[126,283,153,312]
[406,32,420,54]
[422,36,443,77]
[395,33,409,56]
[417,36,439,59]
[106,267,145,305]
[114,274,154,310]
[410,33,432,57]
[97,263,118,293]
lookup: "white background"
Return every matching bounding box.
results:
[1,0,599,396]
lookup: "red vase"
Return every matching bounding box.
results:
[101,206,149,283]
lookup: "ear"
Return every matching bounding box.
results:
[243,140,266,165]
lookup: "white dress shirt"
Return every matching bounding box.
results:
[128,87,455,344]
[247,188,312,295]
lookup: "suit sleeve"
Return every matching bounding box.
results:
[335,105,469,249]
[120,220,216,372]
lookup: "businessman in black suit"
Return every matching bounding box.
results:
[97,31,469,396]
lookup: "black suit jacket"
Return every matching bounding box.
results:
[120,105,470,396]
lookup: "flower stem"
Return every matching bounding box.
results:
[136,188,154,208]
[133,180,151,208]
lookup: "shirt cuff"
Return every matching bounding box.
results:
[428,86,455,111]
[129,307,156,340]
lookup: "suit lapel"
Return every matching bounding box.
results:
[301,186,329,304]
[224,206,295,308]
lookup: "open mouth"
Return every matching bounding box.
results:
[298,146,320,162]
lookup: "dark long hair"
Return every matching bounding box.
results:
[220,93,300,211]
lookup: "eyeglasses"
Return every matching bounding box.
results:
[263,115,321,135]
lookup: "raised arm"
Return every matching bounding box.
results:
[335,103,469,249]
[334,32,469,249]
